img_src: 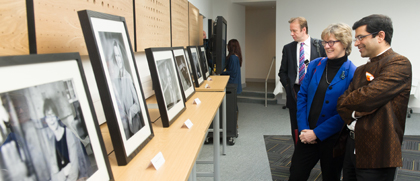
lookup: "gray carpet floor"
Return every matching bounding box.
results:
[195,101,420,181]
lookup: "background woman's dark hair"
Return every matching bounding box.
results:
[226,39,243,67]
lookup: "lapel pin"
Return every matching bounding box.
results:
[341,71,346,80]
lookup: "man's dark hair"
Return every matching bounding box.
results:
[352,14,393,45]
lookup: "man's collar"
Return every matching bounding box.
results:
[300,36,311,45]
[369,47,392,63]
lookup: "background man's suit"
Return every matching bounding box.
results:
[278,38,327,145]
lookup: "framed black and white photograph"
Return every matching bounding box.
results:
[198,45,210,79]
[78,10,153,166]
[186,46,205,87]
[184,49,195,83]
[145,47,186,127]
[172,47,195,101]
[0,53,113,181]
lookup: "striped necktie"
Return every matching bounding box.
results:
[298,42,305,84]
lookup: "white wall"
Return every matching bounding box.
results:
[213,0,247,86]
[245,7,276,81]
[275,0,420,111]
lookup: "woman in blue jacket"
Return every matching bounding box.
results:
[221,39,242,95]
[289,23,356,181]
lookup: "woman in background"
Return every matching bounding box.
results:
[221,39,242,95]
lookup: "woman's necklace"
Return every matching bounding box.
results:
[325,61,331,85]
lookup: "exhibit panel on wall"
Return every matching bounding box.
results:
[0,53,113,181]
[187,46,205,87]
[78,10,154,166]
[145,47,186,127]
[0,0,29,55]
[135,0,171,52]
[188,2,200,46]
[172,47,195,101]
[27,0,134,55]
[171,0,189,47]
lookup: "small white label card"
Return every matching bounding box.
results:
[205,84,210,88]
[182,119,193,129]
[208,77,213,81]
[151,152,165,170]
[193,98,201,105]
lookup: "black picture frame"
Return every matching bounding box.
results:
[198,45,210,78]
[0,53,113,180]
[78,10,154,166]
[145,47,186,127]
[186,46,205,87]
[172,47,195,101]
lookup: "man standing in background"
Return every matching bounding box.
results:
[278,17,326,146]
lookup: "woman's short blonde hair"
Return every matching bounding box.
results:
[321,23,352,55]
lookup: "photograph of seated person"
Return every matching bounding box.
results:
[108,38,144,139]
[157,59,182,110]
[288,23,356,181]
[43,98,91,181]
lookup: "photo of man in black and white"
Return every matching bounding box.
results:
[0,80,97,181]
[175,55,192,91]
[157,58,182,110]
[98,32,145,140]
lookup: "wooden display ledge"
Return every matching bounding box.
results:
[100,91,225,180]
[195,75,229,92]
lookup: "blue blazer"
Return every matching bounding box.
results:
[297,57,356,141]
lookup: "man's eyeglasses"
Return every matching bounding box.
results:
[353,32,378,42]
[321,40,340,47]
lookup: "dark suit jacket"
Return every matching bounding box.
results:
[278,38,327,108]
[336,49,412,168]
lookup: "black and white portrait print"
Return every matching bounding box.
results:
[0,80,97,181]
[98,32,145,140]
[175,55,192,91]
[191,52,202,79]
[156,58,182,110]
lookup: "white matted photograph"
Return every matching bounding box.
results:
[187,46,204,87]
[78,10,153,166]
[173,47,195,101]
[145,47,186,127]
[0,53,113,181]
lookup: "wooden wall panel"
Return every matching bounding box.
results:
[135,0,171,52]
[199,15,203,45]
[32,0,134,55]
[171,0,188,47]
[0,0,29,55]
[188,2,199,46]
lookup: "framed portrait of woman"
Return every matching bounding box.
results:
[78,10,154,166]
[186,46,205,87]
[145,47,186,127]
[172,47,195,101]
[0,53,113,181]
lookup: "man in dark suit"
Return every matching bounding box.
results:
[337,14,411,180]
[278,17,326,146]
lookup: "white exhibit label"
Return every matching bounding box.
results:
[151,152,165,170]
[183,119,193,129]
[193,98,201,105]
